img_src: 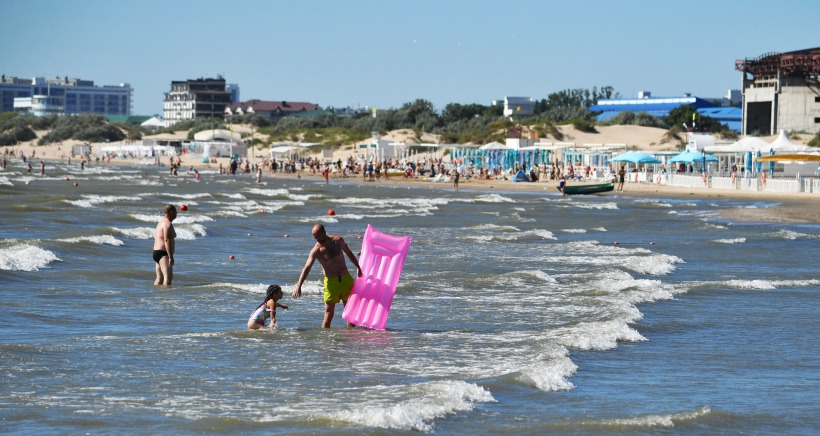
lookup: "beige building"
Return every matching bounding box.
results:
[736,47,820,135]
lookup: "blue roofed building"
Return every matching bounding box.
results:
[589,91,742,132]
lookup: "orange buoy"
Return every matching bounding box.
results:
[613,242,619,245]
[284,234,289,237]
[229,255,235,260]
[73,182,78,187]
[248,233,252,236]
[65,177,70,181]
[327,209,335,216]
[180,204,188,211]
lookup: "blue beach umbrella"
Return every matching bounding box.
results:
[745,152,753,174]
[769,149,775,174]
[755,150,762,174]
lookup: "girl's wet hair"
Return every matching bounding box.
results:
[266,284,282,298]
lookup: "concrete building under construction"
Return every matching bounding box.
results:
[736,47,820,135]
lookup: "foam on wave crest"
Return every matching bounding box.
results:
[714,237,746,244]
[56,235,124,246]
[65,195,142,208]
[726,278,820,290]
[333,381,495,432]
[594,407,712,428]
[552,319,646,351]
[0,243,60,271]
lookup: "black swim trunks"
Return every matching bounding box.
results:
[153,249,168,263]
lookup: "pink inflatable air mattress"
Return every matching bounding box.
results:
[342,225,411,330]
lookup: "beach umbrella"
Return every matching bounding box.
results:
[755,149,762,174]
[769,149,775,174]
[610,151,661,164]
[745,152,753,174]
[701,151,707,173]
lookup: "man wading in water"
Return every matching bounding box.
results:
[152,204,177,285]
[292,224,362,328]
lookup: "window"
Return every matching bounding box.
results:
[815,117,820,123]
[815,96,820,102]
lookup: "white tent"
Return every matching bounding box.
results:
[140,116,165,131]
[704,136,770,153]
[193,129,242,142]
[768,130,814,153]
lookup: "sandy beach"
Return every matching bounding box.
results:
[7,125,819,224]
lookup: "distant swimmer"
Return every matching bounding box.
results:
[152,204,177,285]
[292,224,362,328]
[248,285,289,330]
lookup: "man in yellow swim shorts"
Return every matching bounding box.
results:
[292,224,362,328]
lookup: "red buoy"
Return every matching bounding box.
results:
[180,204,188,211]
[327,209,335,216]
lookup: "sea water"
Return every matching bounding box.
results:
[1,159,819,434]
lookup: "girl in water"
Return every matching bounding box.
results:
[248,285,289,330]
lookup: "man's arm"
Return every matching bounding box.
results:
[163,224,175,266]
[292,247,317,298]
[341,239,362,277]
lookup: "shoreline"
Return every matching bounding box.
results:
[8,141,820,225]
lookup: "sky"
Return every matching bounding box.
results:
[4,0,818,116]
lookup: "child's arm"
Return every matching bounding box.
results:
[267,300,277,330]
[276,302,288,310]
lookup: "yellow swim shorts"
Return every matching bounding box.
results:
[323,273,354,304]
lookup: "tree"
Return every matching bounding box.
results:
[663,105,724,133]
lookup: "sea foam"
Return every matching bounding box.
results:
[56,235,124,246]
[333,380,494,432]
[0,243,60,271]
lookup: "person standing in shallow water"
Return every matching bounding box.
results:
[152,204,177,285]
[292,224,362,328]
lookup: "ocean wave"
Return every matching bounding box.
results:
[561,228,587,233]
[725,278,820,290]
[463,228,555,242]
[771,229,817,240]
[465,194,516,203]
[129,213,213,224]
[0,243,60,271]
[157,192,213,200]
[334,380,495,432]
[0,176,13,186]
[175,223,207,240]
[244,188,289,197]
[259,200,305,212]
[115,221,207,240]
[56,235,124,246]
[713,237,746,244]
[65,195,142,208]
[573,202,618,210]
[595,407,712,428]
[518,349,578,391]
[110,226,153,239]
[552,319,646,351]
[469,223,519,232]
